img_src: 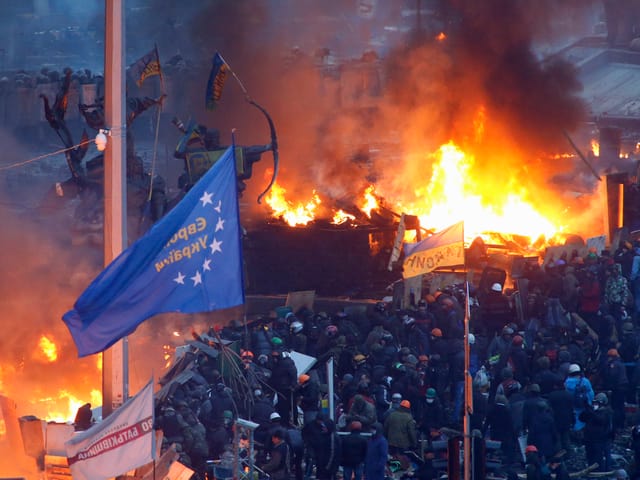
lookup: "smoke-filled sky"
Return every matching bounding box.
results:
[0,1,614,467]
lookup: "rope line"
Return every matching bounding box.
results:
[0,130,126,172]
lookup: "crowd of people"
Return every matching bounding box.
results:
[149,241,640,480]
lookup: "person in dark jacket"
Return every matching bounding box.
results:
[261,429,291,480]
[417,388,445,443]
[303,413,341,480]
[547,451,571,480]
[546,380,574,457]
[579,392,614,472]
[524,444,547,480]
[364,422,388,480]
[480,283,514,337]
[526,396,558,462]
[484,394,519,465]
[340,421,368,480]
[601,348,629,433]
[533,356,561,396]
[270,350,298,422]
[296,373,320,425]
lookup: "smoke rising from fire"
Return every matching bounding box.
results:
[0,0,608,445]
[223,0,602,236]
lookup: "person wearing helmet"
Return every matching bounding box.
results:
[579,391,613,472]
[339,421,368,480]
[564,363,594,431]
[524,444,547,480]
[601,347,629,434]
[289,320,307,353]
[480,280,514,337]
[417,387,444,440]
[383,398,417,455]
[486,325,514,366]
[296,372,320,425]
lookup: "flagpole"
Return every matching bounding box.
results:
[103,0,128,417]
[147,44,164,204]
[217,52,252,102]
[463,222,472,480]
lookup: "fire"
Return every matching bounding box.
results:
[33,388,102,423]
[360,185,380,218]
[163,344,174,369]
[265,140,561,247]
[38,335,57,362]
[265,183,321,226]
[402,142,559,242]
[97,352,103,372]
[332,209,356,225]
[591,139,599,157]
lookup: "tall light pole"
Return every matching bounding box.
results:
[102,0,128,418]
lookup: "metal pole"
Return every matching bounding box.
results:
[102,0,128,418]
[327,358,335,421]
[463,281,472,480]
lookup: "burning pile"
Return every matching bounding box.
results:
[264,138,575,251]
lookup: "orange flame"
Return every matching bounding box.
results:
[163,344,174,369]
[38,335,57,362]
[400,141,559,242]
[360,185,380,218]
[591,139,599,157]
[332,209,356,225]
[97,352,103,372]
[34,388,102,423]
[265,139,563,247]
[266,183,321,226]
[436,32,446,41]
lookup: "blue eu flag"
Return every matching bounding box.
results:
[63,147,245,357]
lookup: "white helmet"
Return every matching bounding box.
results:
[491,283,502,292]
[291,321,304,333]
[467,333,475,345]
[568,363,581,374]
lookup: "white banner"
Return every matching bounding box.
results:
[65,379,155,480]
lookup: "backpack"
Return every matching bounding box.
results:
[573,377,589,409]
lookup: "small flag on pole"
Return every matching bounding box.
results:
[205,52,229,110]
[129,45,162,87]
[62,146,245,357]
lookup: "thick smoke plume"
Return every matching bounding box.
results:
[0,3,606,459]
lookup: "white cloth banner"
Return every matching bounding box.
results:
[65,379,155,480]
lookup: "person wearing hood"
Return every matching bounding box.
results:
[347,394,377,431]
[364,422,388,480]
